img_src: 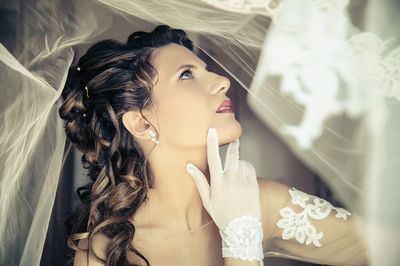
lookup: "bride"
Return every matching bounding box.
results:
[59,25,369,266]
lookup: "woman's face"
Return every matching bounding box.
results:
[147,43,242,148]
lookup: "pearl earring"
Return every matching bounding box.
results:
[148,129,159,144]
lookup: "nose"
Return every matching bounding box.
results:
[211,74,230,95]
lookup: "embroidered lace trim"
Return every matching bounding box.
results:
[220,215,264,262]
[276,187,351,247]
[200,0,282,17]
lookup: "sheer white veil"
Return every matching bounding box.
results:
[0,0,399,265]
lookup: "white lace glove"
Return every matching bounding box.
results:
[186,128,264,265]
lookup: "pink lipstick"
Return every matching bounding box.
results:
[216,99,233,113]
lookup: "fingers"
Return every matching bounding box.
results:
[207,128,223,186]
[186,163,211,212]
[245,161,258,186]
[237,160,257,185]
[223,138,239,176]
[237,160,247,181]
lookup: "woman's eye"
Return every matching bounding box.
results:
[179,69,193,80]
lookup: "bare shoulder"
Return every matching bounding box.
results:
[256,177,291,239]
[73,234,111,266]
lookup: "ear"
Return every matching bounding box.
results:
[122,110,151,140]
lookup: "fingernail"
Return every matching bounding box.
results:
[186,163,195,174]
[207,128,216,141]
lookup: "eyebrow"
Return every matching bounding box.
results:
[175,64,197,74]
[174,62,208,76]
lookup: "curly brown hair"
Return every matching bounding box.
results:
[58,25,193,266]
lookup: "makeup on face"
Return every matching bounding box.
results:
[216,99,233,113]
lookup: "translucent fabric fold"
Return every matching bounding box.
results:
[0,0,399,265]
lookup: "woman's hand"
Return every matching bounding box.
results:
[186,128,264,264]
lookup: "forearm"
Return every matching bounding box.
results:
[224,257,262,266]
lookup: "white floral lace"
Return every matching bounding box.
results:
[259,0,400,149]
[276,187,351,247]
[347,33,400,101]
[200,0,282,17]
[221,215,264,263]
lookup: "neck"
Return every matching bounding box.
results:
[141,143,212,231]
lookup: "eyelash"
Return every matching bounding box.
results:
[179,66,211,81]
[179,69,193,80]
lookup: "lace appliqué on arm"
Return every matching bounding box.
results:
[221,215,264,262]
[276,187,351,247]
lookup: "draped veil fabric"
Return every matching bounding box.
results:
[0,0,399,265]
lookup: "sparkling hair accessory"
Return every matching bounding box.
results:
[76,66,89,99]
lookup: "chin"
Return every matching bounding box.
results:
[219,120,242,146]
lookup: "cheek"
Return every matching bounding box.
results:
[157,91,211,143]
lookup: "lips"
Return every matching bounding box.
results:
[216,99,233,113]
